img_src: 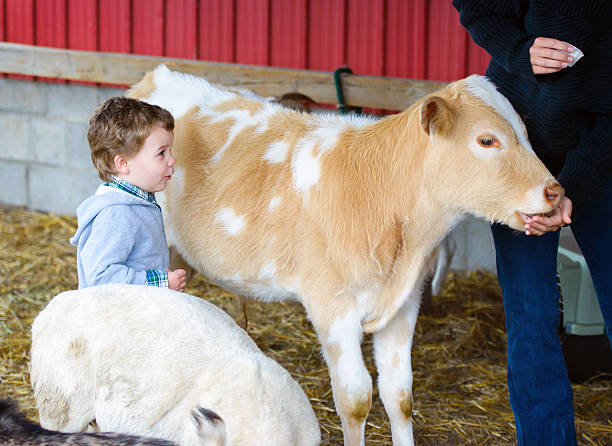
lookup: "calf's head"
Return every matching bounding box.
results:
[419,75,562,231]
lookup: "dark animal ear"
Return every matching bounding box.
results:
[419,96,453,136]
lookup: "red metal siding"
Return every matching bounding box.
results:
[270,0,307,69]
[133,0,164,56]
[467,39,490,75]
[347,0,384,76]
[67,0,96,51]
[426,0,468,81]
[0,0,4,42]
[6,0,34,44]
[198,0,235,62]
[1,0,491,86]
[385,0,427,79]
[307,0,346,71]
[99,0,131,54]
[165,0,197,59]
[235,0,269,65]
[36,0,66,49]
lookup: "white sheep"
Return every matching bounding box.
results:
[30,284,320,446]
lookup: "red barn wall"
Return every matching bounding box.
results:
[0,0,489,83]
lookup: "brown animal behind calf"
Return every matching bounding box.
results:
[128,65,562,446]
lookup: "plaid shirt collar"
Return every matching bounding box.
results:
[105,175,158,206]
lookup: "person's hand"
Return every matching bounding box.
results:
[523,196,573,236]
[529,37,575,74]
[167,268,187,292]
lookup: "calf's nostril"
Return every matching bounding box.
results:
[544,184,563,204]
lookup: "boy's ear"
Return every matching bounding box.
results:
[114,154,129,174]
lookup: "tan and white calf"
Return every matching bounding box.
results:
[128,65,563,446]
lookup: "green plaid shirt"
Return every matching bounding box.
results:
[106,175,160,208]
[105,176,168,288]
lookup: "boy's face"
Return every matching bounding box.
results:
[120,126,175,193]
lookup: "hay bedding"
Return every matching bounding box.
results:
[0,205,610,445]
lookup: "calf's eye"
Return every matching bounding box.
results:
[477,135,500,148]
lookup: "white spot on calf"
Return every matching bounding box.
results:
[310,123,346,154]
[464,75,534,154]
[210,104,279,163]
[263,141,289,164]
[210,110,259,163]
[292,139,321,191]
[258,261,277,280]
[290,120,348,192]
[268,196,282,211]
[214,208,246,236]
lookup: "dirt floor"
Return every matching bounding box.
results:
[1,206,610,445]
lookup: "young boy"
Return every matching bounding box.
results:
[71,97,186,291]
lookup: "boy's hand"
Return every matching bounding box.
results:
[167,268,187,292]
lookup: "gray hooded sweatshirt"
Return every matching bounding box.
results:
[70,185,170,289]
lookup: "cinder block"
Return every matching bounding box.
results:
[66,121,92,169]
[449,216,496,272]
[0,113,31,162]
[47,83,100,123]
[0,160,28,207]
[449,222,468,271]
[0,78,47,114]
[28,164,100,216]
[30,117,67,165]
[465,218,496,271]
[97,86,127,104]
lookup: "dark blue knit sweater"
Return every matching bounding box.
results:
[453,0,611,215]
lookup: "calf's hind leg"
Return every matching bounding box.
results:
[373,294,420,446]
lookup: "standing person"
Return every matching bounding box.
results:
[71,97,186,292]
[453,1,612,444]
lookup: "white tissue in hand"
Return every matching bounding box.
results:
[561,42,584,67]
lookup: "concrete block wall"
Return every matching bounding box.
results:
[0,77,497,272]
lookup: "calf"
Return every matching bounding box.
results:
[128,65,563,446]
[30,285,320,446]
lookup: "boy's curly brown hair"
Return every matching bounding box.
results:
[87,97,174,182]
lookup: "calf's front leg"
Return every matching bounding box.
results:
[373,293,421,446]
[309,302,372,446]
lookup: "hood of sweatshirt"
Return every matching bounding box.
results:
[70,185,159,246]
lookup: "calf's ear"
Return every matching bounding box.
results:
[419,96,453,136]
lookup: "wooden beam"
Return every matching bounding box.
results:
[0,42,445,110]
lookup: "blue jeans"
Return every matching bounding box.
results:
[491,176,612,446]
